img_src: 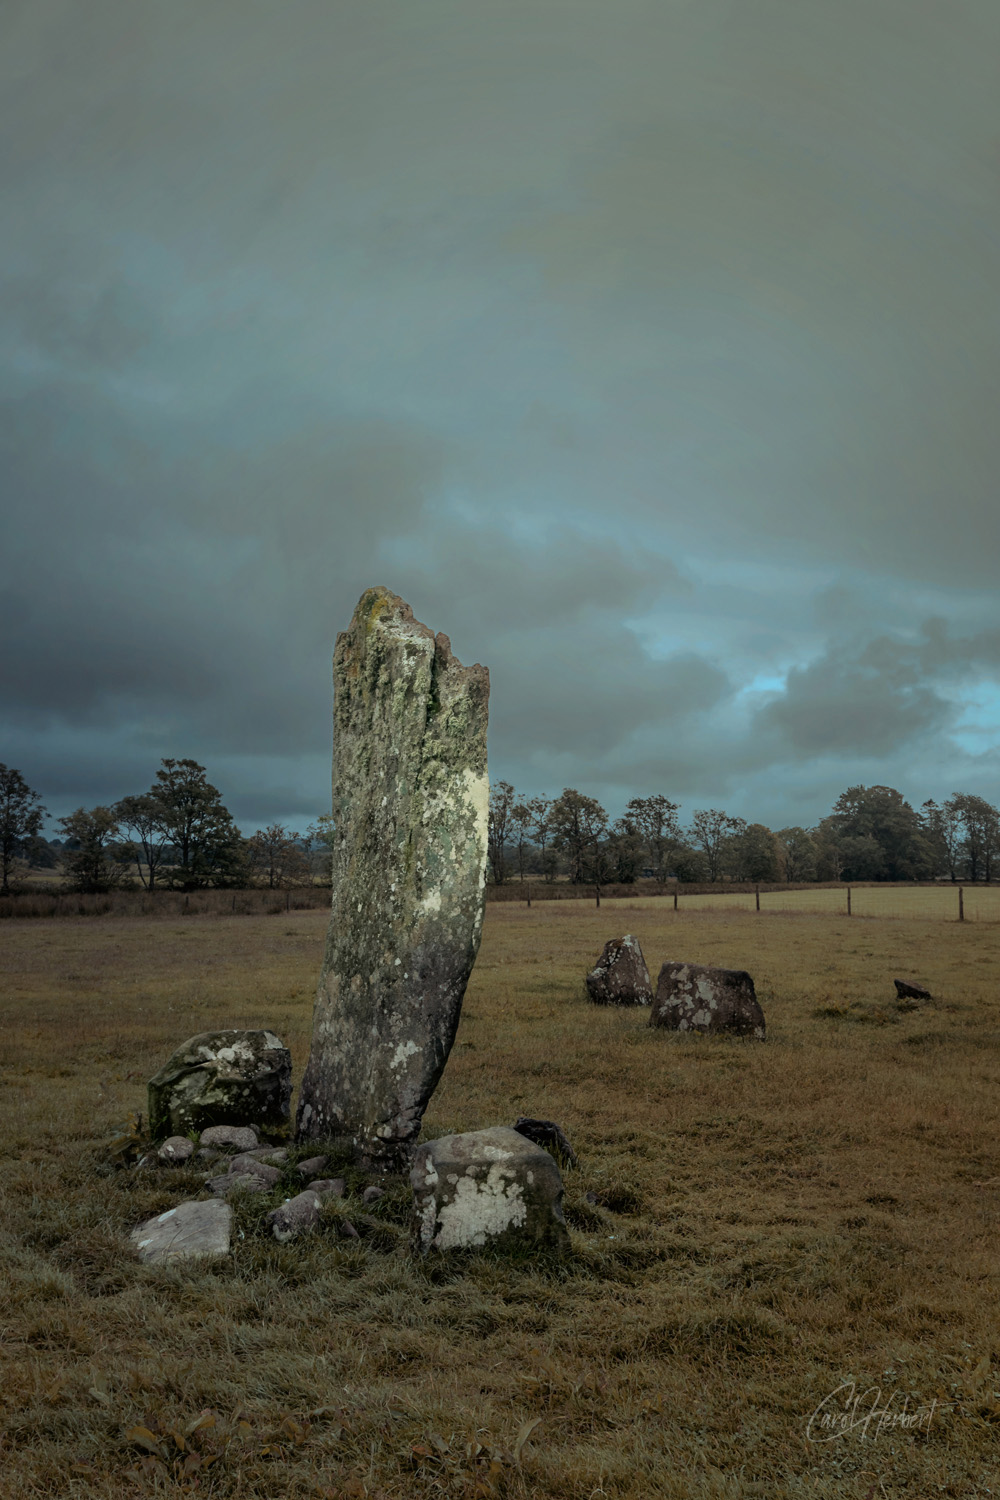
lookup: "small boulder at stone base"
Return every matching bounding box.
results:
[894,978,932,1002]
[411,1126,569,1256]
[148,1030,291,1139]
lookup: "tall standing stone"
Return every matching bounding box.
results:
[296,587,489,1168]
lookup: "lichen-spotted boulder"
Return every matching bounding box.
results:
[411,1126,569,1255]
[147,1030,292,1139]
[650,962,765,1039]
[296,588,490,1169]
[585,934,653,1005]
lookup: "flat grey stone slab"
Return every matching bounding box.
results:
[130,1200,231,1265]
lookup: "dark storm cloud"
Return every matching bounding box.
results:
[2,0,999,826]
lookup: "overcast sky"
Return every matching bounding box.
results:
[3,0,999,834]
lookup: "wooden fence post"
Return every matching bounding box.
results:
[526,882,531,908]
[846,887,852,916]
[755,885,760,912]
[959,886,965,922]
[673,887,678,911]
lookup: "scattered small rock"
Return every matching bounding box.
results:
[207,1171,269,1197]
[157,1136,195,1165]
[513,1117,578,1168]
[362,1185,385,1204]
[337,1218,360,1240]
[894,978,932,1001]
[586,934,653,1006]
[227,1155,281,1185]
[650,962,766,1040]
[266,1191,321,1243]
[197,1147,221,1161]
[199,1125,260,1153]
[307,1178,346,1198]
[131,1200,231,1265]
[296,1155,329,1179]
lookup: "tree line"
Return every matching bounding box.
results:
[0,760,334,895]
[487,783,1000,889]
[3,760,998,897]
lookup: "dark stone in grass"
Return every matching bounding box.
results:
[227,1155,281,1185]
[513,1117,579,1168]
[207,1171,269,1196]
[148,1031,291,1140]
[362,1185,385,1204]
[585,934,653,1006]
[295,588,490,1170]
[296,1154,329,1179]
[894,978,932,1001]
[267,1191,322,1242]
[651,962,765,1040]
[307,1177,346,1198]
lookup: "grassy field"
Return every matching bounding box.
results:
[1,901,999,1497]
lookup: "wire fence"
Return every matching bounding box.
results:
[623,885,995,922]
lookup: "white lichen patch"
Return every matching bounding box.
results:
[391,1039,420,1070]
[430,1164,527,1250]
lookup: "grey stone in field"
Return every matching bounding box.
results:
[157,1136,195,1165]
[894,978,932,1001]
[362,1185,385,1204]
[199,1124,260,1152]
[266,1191,322,1243]
[411,1126,570,1256]
[650,962,765,1040]
[148,1030,291,1139]
[296,587,490,1169]
[513,1116,579,1168]
[585,934,653,1006]
[131,1199,231,1265]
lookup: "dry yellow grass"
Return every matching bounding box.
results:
[1,902,999,1498]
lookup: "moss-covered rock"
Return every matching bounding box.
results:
[147,1029,292,1139]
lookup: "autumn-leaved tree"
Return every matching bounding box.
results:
[0,764,46,895]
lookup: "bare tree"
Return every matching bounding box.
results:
[488,780,516,884]
[246,824,312,888]
[688,808,742,882]
[528,796,556,881]
[114,792,171,891]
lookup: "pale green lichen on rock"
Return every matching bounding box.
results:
[296,587,489,1168]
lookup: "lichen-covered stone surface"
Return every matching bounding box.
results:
[585,934,653,1005]
[296,587,490,1168]
[147,1031,291,1139]
[130,1200,231,1265]
[411,1126,569,1255]
[650,962,766,1040]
